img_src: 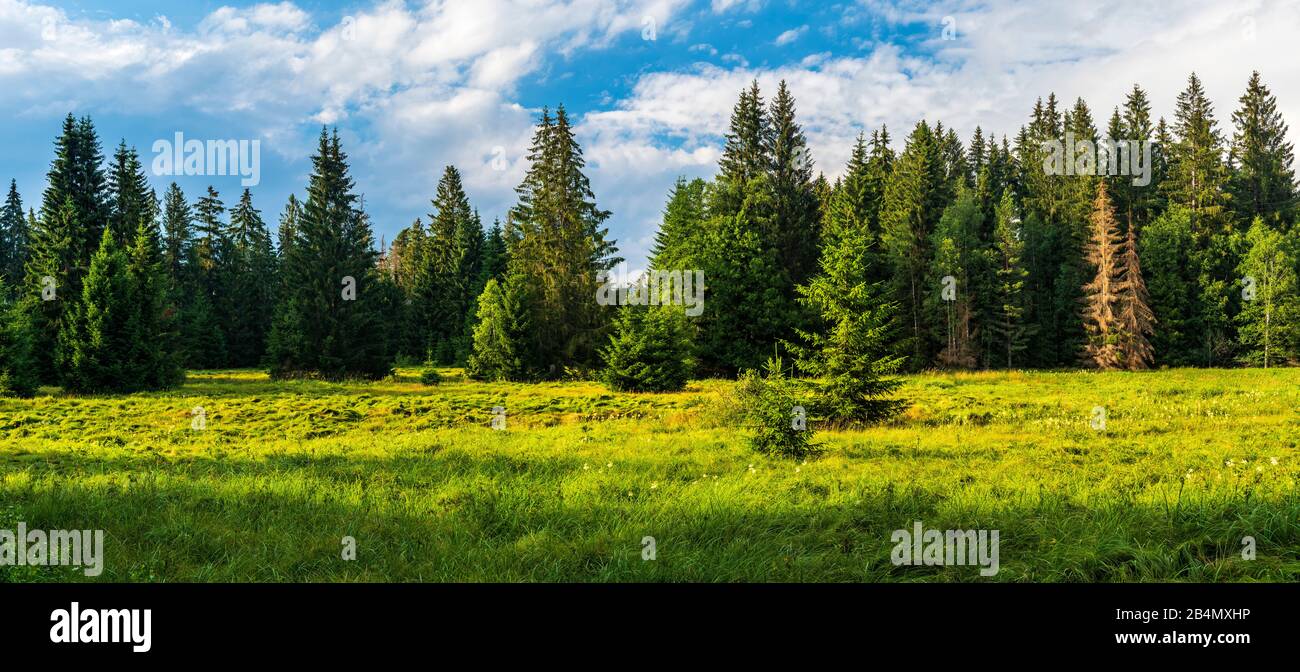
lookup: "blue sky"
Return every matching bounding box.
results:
[1,0,1295,267]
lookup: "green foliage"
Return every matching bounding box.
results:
[880,120,948,368]
[123,216,183,390]
[419,368,442,386]
[649,177,707,271]
[600,304,693,393]
[1140,207,1199,366]
[63,229,133,392]
[1237,218,1300,366]
[736,358,818,459]
[224,189,277,367]
[466,277,529,381]
[0,278,38,397]
[694,181,792,375]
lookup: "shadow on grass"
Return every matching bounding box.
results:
[3,446,1298,583]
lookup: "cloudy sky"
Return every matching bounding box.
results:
[1,0,1296,267]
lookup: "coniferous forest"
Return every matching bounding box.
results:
[2,71,1297,410]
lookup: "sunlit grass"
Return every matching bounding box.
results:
[1,367,1297,582]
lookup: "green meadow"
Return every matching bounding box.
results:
[1,367,1297,582]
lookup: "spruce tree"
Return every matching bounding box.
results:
[125,216,183,389]
[226,189,277,366]
[600,304,693,393]
[498,107,618,376]
[880,120,946,368]
[1115,225,1156,370]
[1165,73,1233,236]
[0,180,27,285]
[1139,206,1199,366]
[1081,182,1124,369]
[694,179,788,375]
[107,141,151,245]
[991,190,1032,367]
[766,80,821,287]
[1122,85,1159,228]
[26,115,108,381]
[466,276,528,381]
[267,129,391,380]
[423,165,479,364]
[649,177,707,271]
[276,194,301,257]
[789,162,905,423]
[160,183,192,291]
[714,80,770,216]
[64,229,133,392]
[1229,71,1297,228]
[23,197,78,381]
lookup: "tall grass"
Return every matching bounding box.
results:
[1,367,1297,582]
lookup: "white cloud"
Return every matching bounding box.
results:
[1,0,1297,268]
[774,25,807,46]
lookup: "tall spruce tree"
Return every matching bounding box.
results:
[1229,71,1297,229]
[496,107,618,377]
[880,120,946,369]
[991,190,1032,367]
[160,183,192,291]
[0,180,28,285]
[107,141,151,245]
[226,189,277,366]
[1115,225,1156,370]
[766,80,821,287]
[267,128,391,380]
[423,165,480,364]
[25,115,108,381]
[1081,182,1124,369]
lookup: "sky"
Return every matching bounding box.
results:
[1,0,1298,269]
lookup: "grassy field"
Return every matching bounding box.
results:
[1,367,1298,582]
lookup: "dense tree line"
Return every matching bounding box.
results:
[1,70,1298,401]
